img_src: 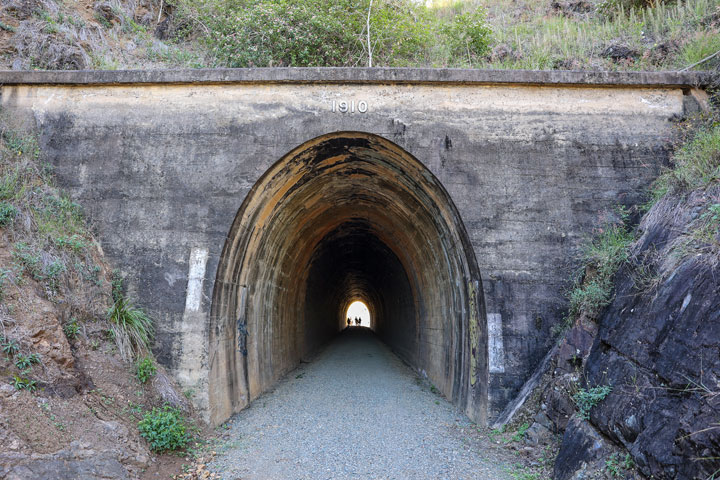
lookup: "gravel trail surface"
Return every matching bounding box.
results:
[209,328,515,480]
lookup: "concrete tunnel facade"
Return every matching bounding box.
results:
[0,68,710,427]
[209,132,488,426]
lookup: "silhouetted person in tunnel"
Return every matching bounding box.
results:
[355,317,361,326]
[347,317,351,327]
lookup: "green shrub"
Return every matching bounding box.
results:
[14,353,34,370]
[174,0,491,67]
[0,202,18,227]
[442,8,492,62]
[11,375,37,391]
[63,318,80,339]
[136,356,157,384]
[54,234,87,253]
[107,296,154,360]
[138,406,189,452]
[574,384,613,420]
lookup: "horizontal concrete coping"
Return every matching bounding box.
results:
[0,68,714,88]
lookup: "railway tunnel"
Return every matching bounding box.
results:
[208,132,488,426]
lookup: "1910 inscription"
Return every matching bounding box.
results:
[332,100,368,113]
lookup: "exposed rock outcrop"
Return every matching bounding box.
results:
[556,186,720,479]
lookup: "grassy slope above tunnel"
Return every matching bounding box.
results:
[208,132,487,427]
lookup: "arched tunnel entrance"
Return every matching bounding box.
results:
[208,132,488,426]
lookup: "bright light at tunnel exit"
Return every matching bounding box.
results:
[346,301,371,328]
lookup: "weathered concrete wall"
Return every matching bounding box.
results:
[0,68,708,424]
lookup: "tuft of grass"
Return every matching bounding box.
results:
[107,296,154,360]
[564,220,633,329]
[574,384,613,420]
[0,202,18,227]
[649,122,720,204]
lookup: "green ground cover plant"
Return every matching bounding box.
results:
[138,405,189,452]
[574,384,613,420]
[136,356,157,383]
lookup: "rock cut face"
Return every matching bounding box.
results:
[208,132,488,426]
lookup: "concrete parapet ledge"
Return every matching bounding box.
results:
[0,67,714,87]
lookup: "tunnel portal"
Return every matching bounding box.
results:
[209,132,487,426]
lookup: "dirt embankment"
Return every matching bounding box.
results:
[0,117,206,479]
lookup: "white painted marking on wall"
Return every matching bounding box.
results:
[487,313,505,374]
[184,248,209,313]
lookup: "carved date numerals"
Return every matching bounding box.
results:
[331,100,368,113]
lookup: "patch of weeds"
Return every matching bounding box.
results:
[649,122,720,204]
[0,268,11,302]
[0,168,22,202]
[295,372,305,379]
[12,242,42,278]
[2,128,39,160]
[95,12,113,29]
[63,318,80,340]
[36,194,85,240]
[121,15,147,34]
[505,463,542,480]
[511,422,530,442]
[694,203,720,244]
[183,389,195,399]
[54,234,87,253]
[111,269,124,302]
[430,384,439,394]
[14,352,40,370]
[605,452,634,477]
[0,202,18,227]
[138,405,189,453]
[574,384,613,420]
[487,425,505,442]
[107,296,154,360]
[11,375,37,392]
[561,217,633,333]
[136,356,157,384]
[2,338,20,357]
[0,21,16,33]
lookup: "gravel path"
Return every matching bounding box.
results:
[209,328,516,480]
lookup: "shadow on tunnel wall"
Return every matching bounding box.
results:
[208,131,488,427]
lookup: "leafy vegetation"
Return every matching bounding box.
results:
[11,374,37,391]
[171,0,492,67]
[0,202,18,227]
[574,384,613,420]
[561,212,634,331]
[138,405,189,453]
[2,338,20,357]
[63,318,80,340]
[605,452,635,477]
[136,356,157,384]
